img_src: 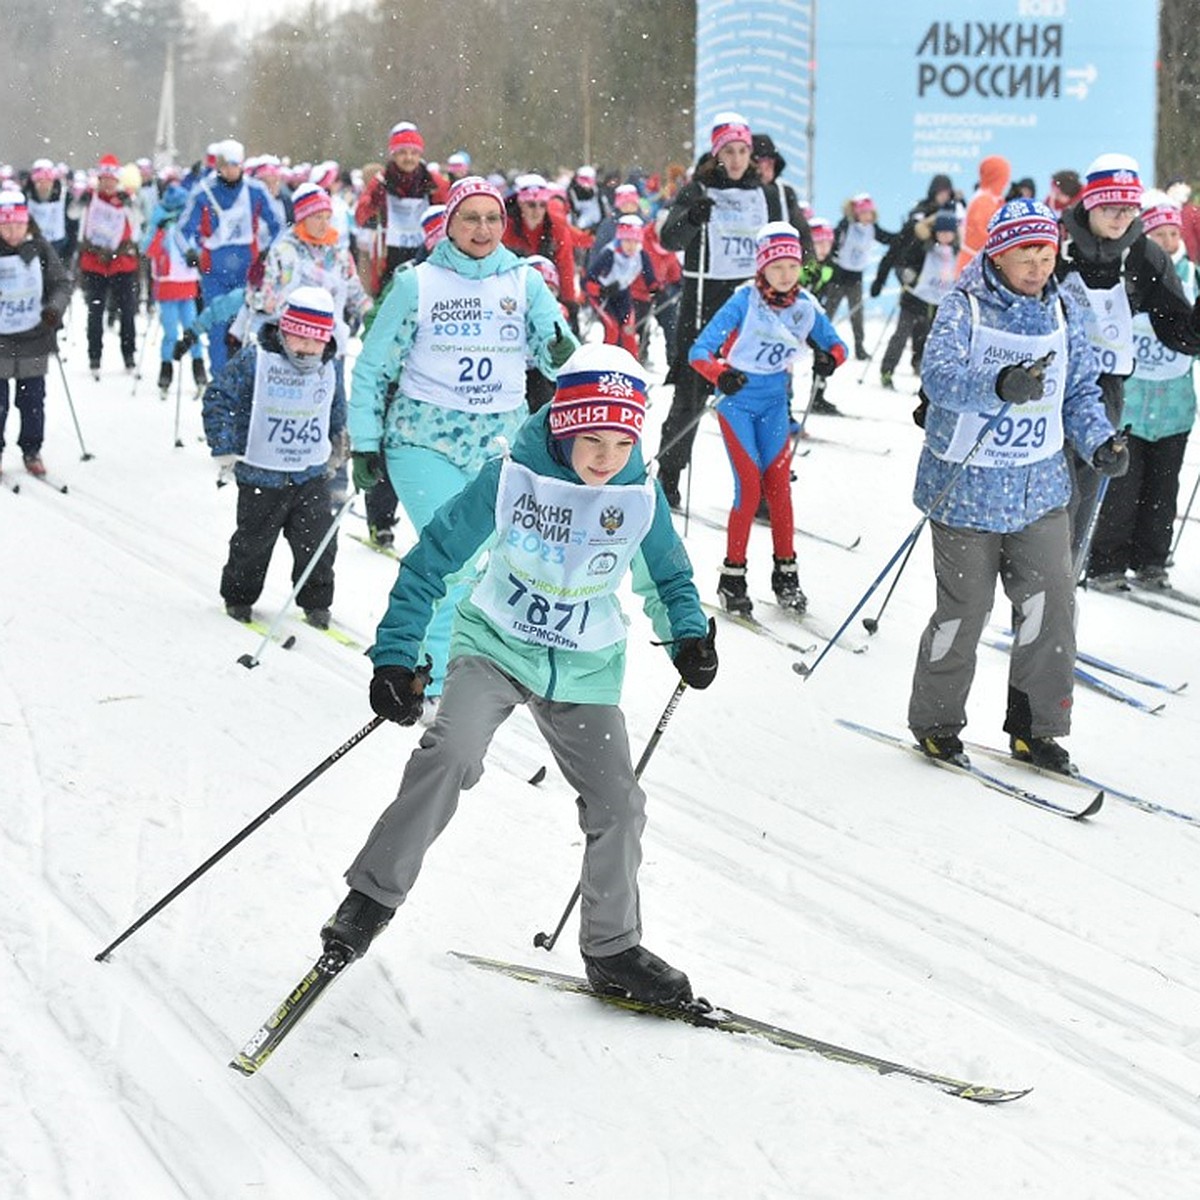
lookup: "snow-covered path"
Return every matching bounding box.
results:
[2,298,1199,1198]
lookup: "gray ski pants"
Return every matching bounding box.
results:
[345,654,646,957]
[908,509,1076,740]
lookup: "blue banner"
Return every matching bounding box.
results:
[812,0,1158,233]
[694,0,815,201]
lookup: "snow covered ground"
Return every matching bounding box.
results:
[3,296,1200,1199]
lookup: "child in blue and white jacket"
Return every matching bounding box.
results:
[908,199,1126,777]
[320,344,718,1008]
[689,222,846,617]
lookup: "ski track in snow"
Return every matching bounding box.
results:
[2,299,1200,1196]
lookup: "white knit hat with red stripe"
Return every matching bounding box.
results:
[755,221,802,270]
[548,344,648,442]
[291,183,333,224]
[0,189,29,222]
[1080,153,1142,211]
[710,111,752,156]
[444,175,506,231]
[1138,188,1182,235]
[388,122,424,156]
[280,286,336,342]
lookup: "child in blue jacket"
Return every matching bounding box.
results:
[201,286,346,629]
[689,222,847,616]
[321,343,718,1006]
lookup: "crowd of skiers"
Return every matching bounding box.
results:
[5,112,1200,1005]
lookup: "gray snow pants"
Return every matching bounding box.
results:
[345,654,646,957]
[908,509,1076,741]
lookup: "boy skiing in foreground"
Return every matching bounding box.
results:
[322,343,718,1005]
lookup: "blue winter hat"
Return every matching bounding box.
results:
[162,183,188,212]
[933,210,958,235]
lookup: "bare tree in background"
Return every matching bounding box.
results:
[237,0,696,177]
[1157,0,1200,184]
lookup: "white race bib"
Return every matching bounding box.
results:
[84,199,127,251]
[910,244,957,306]
[936,295,1068,469]
[242,350,336,471]
[725,284,816,375]
[834,222,875,273]
[401,263,529,413]
[1131,256,1196,383]
[385,194,426,249]
[1058,271,1134,376]
[705,187,767,279]
[28,196,66,243]
[472,459,655,652]
[0,255,43,335]
[595,247,642,291]
[204,184,254,250]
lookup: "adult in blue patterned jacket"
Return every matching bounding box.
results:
[201,286,346,631]
[907,200,1126,777]
[322,344,718,1006]
[349,175,576,708]
[179,139,282,377]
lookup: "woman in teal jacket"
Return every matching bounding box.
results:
[323,344,718,1007]
[349,176,577,701]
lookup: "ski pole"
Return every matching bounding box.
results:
[796,401,1014,680]
[1071,425,1128,582]
[862,526,922,634]
[53,352,95,461]
[239,490,356,668]
[94,717,384,961]
[172,358,185,448]
[857,297,900,384]
[1072,474,1111,585]
[533,678,689,952]
[130,318,158,395]
[794,371,826,445]
[1168,468,1200,563]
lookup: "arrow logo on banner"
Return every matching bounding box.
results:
[1064,64,1098,100]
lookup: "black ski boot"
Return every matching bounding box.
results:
[369,524,395,549]
[1010,734,1076,777]
[583,944,693,1006]
[192,357,208,389]
[917,732,969,766]
[321,889,395,960]
[225,603,253,623]
[304,608,331,630]
[717,560,753,616]
[157,361,173,393]
[771,556,808,614]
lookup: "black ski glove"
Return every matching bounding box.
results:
[717,368,748,396]
[1092,432,1130,478]
[369,660,433,725]
[173,330,197,360]
[184,248,201,268]
[812,348,840,378]
[673,618,718,690]
[688,196,715,226]
[868,276,884,298]
[40,306,62,329]
[995,350,1055,405]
